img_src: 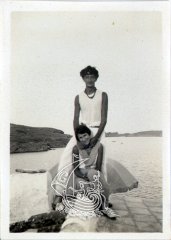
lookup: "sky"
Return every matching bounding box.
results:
[10,11,163,135]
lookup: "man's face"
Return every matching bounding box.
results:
[77,132,91,146]
[83,74,97,87]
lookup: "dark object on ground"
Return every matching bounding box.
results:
[15,168,46,173]
[10,123,72,153]
[10,211,66,232]
[37,224,61,232]
[10,220,29,232]
[28,211,66,229]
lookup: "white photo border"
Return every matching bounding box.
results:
[0,1,170,239]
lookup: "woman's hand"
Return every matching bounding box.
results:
[80,168,88,175]
[80,168,89,181]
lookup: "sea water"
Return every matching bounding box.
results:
[10,137,162,200]
[105,137,162,200]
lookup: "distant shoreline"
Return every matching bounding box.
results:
[10,123,162,153]
[105,130,162,137]
[10,124,71,154]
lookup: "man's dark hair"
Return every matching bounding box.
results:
[75,124,91,141]
[80,66,99,79]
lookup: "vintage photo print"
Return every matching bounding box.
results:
[0,1,170,240]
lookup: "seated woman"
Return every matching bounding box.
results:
[53,124,138,218]
[71,124,119,219]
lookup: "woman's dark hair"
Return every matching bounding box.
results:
[80,66,99,79]
[75,124,91,141]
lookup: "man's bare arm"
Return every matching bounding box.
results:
[73,95,80,132]
[90,92,108,146]
[95,144,103,171]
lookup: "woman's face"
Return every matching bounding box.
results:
[83,74,97,87]
[77,132,91,146]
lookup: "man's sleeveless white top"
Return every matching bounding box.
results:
[79,89,102,127]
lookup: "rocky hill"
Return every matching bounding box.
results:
[10,124,72,153]
[105,131,162,137]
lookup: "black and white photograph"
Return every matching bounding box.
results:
[0,1,170,239]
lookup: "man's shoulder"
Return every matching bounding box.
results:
[78,91,85,96]
[75,91,84,99]
[101,91,108,100]
[102,91,108,96]
[97,89,107,96]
